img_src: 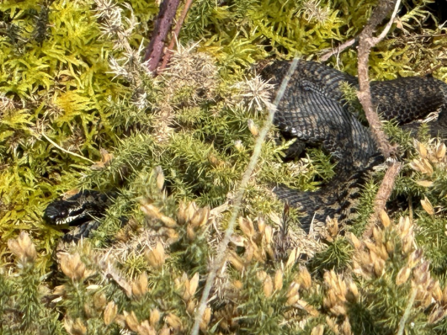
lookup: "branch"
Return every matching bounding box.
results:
[357,0,400,158]
[159,0,194,71]
[355,0,402,236]
[144,0,182,73]
[320,37,358,62]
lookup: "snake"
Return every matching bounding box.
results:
[263,60,447,231]
[44,60,447,238]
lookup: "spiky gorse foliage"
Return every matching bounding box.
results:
[2,0,447,333]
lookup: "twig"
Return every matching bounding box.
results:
[41,132,95,164]
[355,0,403,236]
[144,0,182,72]
[159,0,194,71]
[397,288,417,335]
[363,161,402,238]
[357,0,401,159]
[190,58,300,335]
[320,37,358,62]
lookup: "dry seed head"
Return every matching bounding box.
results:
[239,217,255,238]
[186,224,196,241]
[200,307,211,332]
[311,325,324,335]
[432,283,443,303]
[436,142,446,160]
[165,313,183,330]
[325,216,339,238]
[373,256,385,277]
[416,180,434,187]
[155,166,165,191]
[297,266,312,290]
[124,311,140,332]
[257,217,265,234]
[104,301,118,326]
[59,253,87,281]
[140,202,162,219]
[396,266,411,286]
[330,304,347,316]
[428,306,447,324]
[408,249,423,268]
[93,292,107,311]
[346,281,359,303]
[234,140,244,151]
[442,286,447,305]
[137,320,157,335]
[263,275,274,298]
[8,231,37,264]
[414,261,430,285]
[323,289,338,309]
[190,207,210,228]
[183,273,200,301]
[379,210,391,228]
[264,225,273,244]
[145,242,165,269]
[160,215,177,228]
[159,326,170,335]
[347,232,362,250]
[286,247,299,270]
[398,217,412,238]
[177,201,187,225]
[372,227,383,244]
[414,139,428,158]
[64,318,87,335]
[274,269,283,291]
[286,292,300,306]
[247,119,259,137]
[149,309,160,327]
[228,251,244,271]
[340,318,352,335]
[421,197,435,215]
[132,272,148,297]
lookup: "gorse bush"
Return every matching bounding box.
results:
[1,0,447,333]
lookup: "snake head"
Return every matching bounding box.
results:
[44,190,112,226]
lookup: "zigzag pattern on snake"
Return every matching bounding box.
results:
[44,60,447,239]
[262,60,447,231]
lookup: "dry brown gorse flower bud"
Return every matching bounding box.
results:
[104,301,118,326]
[8,231,37,264]
[64,318,87,335]
[59,253,87,281]
[145,242,165,269]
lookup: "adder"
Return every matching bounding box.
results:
[44,60,447,238]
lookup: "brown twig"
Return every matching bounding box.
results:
[159,0,195,71]
[357,0,401,159]
[355,0,402,237]
[144,0,182,73]
[320,37,358,62]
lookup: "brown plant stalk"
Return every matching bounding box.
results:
[144,0,182,72]
[354,0,402,236]
[159,0,195,71]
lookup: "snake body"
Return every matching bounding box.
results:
[264,60,447,230]
[44,60,447,237]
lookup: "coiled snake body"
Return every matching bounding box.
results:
[264,60,447,230]
[44,60,447,238]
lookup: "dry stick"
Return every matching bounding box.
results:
[41,132,95,164]
[357,0,400,159]
[190,58,300,335]
[144,0,181,72]
[354,0,403,238]
[159,0,194,71]
[320,37,358,62]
